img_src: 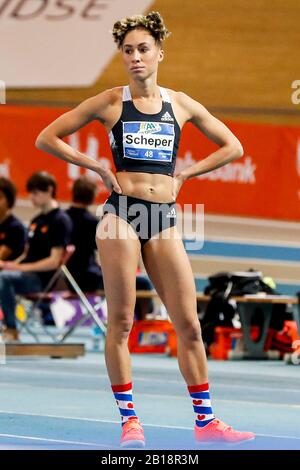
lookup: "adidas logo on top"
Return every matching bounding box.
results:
[161,111,174,122]
[166,207,176,218]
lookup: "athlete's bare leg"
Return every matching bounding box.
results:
[96,214,141,384]
[142,226,208,385]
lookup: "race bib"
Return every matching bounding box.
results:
[123,121,175,162]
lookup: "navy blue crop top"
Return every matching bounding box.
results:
[109,86,181,177]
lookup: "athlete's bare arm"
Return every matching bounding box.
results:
[35,89,123,192]
[172,91,244,180]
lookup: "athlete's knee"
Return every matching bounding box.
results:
[178,319,202,343]
[107,308,134,341]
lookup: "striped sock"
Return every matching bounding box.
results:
[111,382,138,426]
[188,383,215,428]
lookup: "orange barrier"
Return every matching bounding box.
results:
[128,320,177,356]
[209,326,260,360]
[264,321,299,357]
[210,322,299,360]
[1,104,299,221]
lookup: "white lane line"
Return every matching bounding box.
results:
[1,380,300,400]
[256,433,300,441]
[1,384,300,409]
[0,410,300,441]
[204,399,300,409]
[0,410,191,430]
[0,409,120,425]
[2,367,300,393]
[0,433,118,448]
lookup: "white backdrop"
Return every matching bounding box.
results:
[0,0,154,88]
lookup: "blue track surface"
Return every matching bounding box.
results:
[184,239,300,262]
[1,350,300,450]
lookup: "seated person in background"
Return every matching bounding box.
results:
[0,177,26,261]
[0,171,72,341]
[66,175,103,291]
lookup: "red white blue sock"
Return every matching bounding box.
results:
[111,382,138,426]
[188,383,215,428]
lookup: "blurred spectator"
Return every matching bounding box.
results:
[0,177,26,261]
[0,171,72,341]
[66,175,103,291]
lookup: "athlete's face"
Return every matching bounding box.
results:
[122,28,164,80]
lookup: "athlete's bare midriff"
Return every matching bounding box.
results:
[116,171,174,203]
[100,87,187,203]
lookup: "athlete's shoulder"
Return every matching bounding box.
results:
[74,87,123,123]
[162,89,204,122]
[166,89,198,106]
[166,89,209,122]
[85,87,123,109]
[161,88,178,100]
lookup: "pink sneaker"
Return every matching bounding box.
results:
[195,419,255,445]
[120,418,145,448]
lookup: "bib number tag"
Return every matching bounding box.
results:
[123,121,174,162]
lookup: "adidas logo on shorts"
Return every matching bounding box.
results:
[166,207,176,218]
[161,111,174,122]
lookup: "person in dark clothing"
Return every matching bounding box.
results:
[66,176,103,291]
[0,172,72,341]
[0,177,26,261]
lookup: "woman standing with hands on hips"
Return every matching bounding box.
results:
[36,11,255,448]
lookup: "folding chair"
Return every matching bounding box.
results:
[18,245,107,343]
[56,264,107,342]
[17,245,76,341]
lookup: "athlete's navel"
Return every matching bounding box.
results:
[148,187,155,194]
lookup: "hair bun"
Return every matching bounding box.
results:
[112,11,170,48]
[146,11,163,23]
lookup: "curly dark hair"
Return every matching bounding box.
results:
[112,11,170,48]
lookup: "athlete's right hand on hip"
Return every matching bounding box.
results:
[99,168,122,194]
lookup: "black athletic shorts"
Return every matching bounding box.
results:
[102,191,177,247]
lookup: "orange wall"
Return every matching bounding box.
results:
[1,105,299,221]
